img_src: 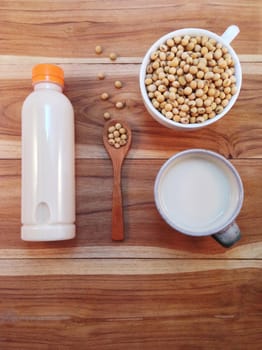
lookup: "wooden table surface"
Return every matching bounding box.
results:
[0,1,261,349]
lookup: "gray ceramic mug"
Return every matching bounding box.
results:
[154,149,244,247]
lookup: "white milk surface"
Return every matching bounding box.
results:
[158,155,239,235]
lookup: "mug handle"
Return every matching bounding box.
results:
[221,25,240,44]
[212,222,241,248]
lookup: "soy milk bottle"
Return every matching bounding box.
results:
[21,64,75,241]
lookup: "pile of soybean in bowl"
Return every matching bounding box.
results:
[145,35,237,124]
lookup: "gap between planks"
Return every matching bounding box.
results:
[0,54,262,64]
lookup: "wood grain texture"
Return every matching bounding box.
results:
[0,1,261,349]
[0,258,261,276]
[0,267,261,350]
[0,0,261,57]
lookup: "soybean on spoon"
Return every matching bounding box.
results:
[103,119,132,241]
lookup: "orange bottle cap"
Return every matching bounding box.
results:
[32,64,64,87]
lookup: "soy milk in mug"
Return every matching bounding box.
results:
[154,149,244,247]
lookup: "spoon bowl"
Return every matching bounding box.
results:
[103,119,132,240]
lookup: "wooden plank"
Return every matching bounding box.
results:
[0,65,261,160]
[0,159,261,259]
[0,0,260,57]
[0,266,261,349]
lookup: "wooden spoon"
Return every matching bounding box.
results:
[103,119,132,241]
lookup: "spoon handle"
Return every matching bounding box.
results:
[112,162,124,241]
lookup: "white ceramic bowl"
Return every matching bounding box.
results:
[139,25,242,130]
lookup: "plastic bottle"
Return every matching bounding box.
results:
[21,64,75,241]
